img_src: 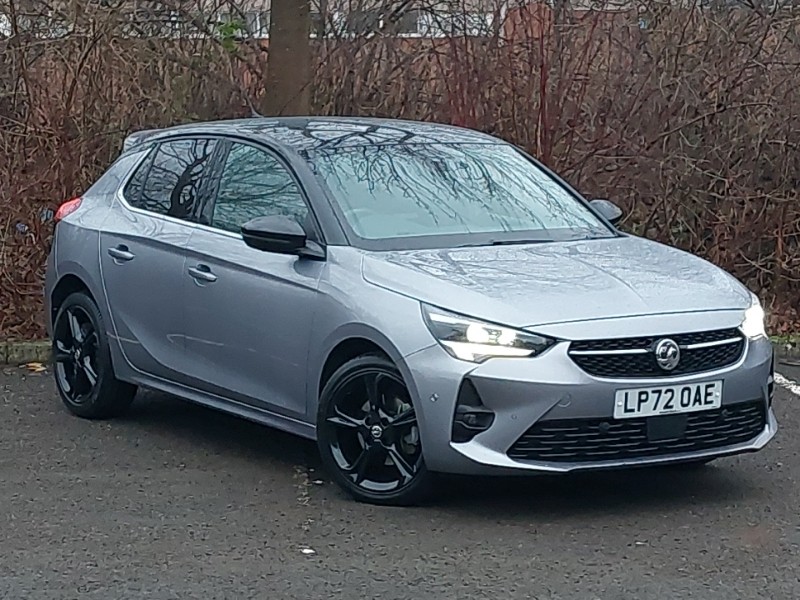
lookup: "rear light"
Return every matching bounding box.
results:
[54,197,82,222]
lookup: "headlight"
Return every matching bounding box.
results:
[741,294,766,339]
[421,304,555,363]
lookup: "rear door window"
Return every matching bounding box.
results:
[123,138,218,221]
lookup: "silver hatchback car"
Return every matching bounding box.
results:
[45,117,777,505]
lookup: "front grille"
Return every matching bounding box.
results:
[507,401,766,463]
[569,329,744,378]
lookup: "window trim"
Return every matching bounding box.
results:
[117,132,337,246]
[198,137,325,244]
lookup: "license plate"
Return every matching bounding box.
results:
[613,381,722,419]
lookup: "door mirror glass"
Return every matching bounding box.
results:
[241,216,307,254]
[589,199,624,225]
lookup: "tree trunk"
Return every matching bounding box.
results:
[263,0,312,115]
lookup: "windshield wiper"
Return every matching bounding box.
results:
[560,231,615,241]
[489,238,550,246]
[453,238,550,248]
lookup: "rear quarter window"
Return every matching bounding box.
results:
[121,146,155,205]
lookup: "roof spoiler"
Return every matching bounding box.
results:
[122,128,161,152]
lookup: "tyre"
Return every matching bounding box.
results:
[316,354,434,506]
[52,291,136,419]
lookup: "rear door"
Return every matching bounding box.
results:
[100,137,219,380]
[181,140,324,418]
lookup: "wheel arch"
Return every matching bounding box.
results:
[49,273,98,326]
[318,338,386,389]
[48,263,127,380]
[311,324,425,419]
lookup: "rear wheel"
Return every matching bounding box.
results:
[52,292,136,419]
[316,355,434,505]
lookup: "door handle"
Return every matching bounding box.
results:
[107,245,135,262]
[188,265,217,283]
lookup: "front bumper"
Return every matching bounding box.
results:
[404,335,776,475]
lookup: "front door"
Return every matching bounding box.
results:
[181,141,324,418]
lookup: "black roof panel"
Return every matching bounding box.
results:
[139,116,499,153]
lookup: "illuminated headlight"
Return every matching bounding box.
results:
[422,304,555,363]
[741,294,767,339]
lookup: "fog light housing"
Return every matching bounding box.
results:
[452,379,495,443]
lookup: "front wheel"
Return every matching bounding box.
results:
[316,355,434,505]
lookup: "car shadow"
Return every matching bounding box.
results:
[430,463,761,520]
[118,389,322,471]
[119,390,763,519]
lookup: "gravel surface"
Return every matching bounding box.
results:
[1,364,798,600]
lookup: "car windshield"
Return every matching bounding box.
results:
[307,142,614,249]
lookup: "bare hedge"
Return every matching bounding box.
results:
[1,2,798,338]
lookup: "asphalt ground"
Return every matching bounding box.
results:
[1,363,799,600]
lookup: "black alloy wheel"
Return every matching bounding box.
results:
[54,304,100,403]
[317,354,434,505]
[52,292,136,419]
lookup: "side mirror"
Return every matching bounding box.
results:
[241,216,308,254]
[589,199,624,225]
